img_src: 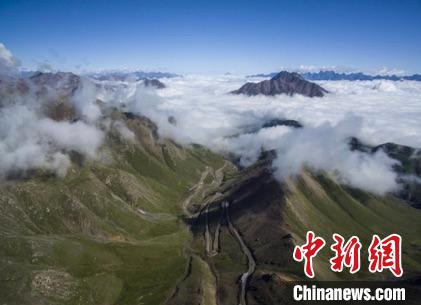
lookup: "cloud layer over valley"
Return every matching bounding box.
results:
[1,43,421,195]
[119,74,421,194]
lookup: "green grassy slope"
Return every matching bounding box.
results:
[283,171,421,280]
[0,114,226,305]
[2,112,420,305]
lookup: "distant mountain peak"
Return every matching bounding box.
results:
[271,71,303,81]
[232,71,328,97]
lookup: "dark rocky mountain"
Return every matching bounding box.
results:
[304,71,398,81]
[405,74,421,81]
[261,118,303,129]
[0,74,30,96]
[1,72,80,100]
[0,72,81,121]
[0,72,167,122]
[303,71,421,81]
[20,71,166,92]
[232,71,328,97]
[224,118,302,141]
[142,78,166,89]
[84,71,167,89]
[30,71,81,96]
[249,70,421,81]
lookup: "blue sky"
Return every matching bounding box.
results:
[1,0,421,74]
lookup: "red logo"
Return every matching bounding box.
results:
[293,231,326,278]
[330,234,362,274]
[368,234,403,277]
[293,232,403,278]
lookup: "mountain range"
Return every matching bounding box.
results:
[249,70,421,81]
[87,70,178,81]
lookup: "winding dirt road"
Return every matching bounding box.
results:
[183,166,211,216]
[205,203,223,257]
[222,201,256,305]
[186,162,256,305]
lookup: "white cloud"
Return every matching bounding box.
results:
[102,74,421,194]
[1,51,420,194]
[296,65,357,73]
[0,51,105,178]
[271,115,399,194]
[153,75,421,148]
[72,78,102,122]
[0,43,19,74]
[0,103,103,178]
[375,66,406,76]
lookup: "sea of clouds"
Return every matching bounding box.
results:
[122,74,421,194]
[1,42,421,194]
